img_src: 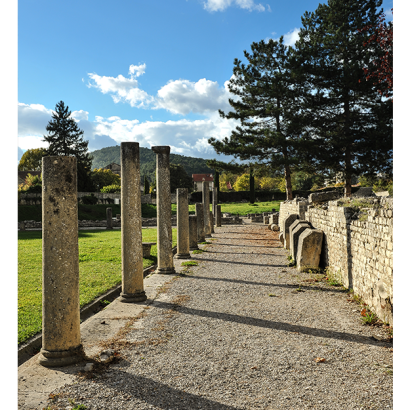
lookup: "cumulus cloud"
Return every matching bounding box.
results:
[93,114,238,158]
[203,0,266,12]
[129,63,146,79]
[269,28,300,47]
[18,103,53,137]
[155,78,232,115]
[87,66,154,108]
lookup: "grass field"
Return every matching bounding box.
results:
[19,200,281,221]
[18,228,177,345]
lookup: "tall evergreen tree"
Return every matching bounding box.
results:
[292,0,392,197]
[209,37,306,200]
[43,101,94,191]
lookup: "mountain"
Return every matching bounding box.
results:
[90,145,214,182]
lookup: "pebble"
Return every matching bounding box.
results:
[46,225,393,410]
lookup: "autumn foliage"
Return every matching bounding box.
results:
[359,9,393,100]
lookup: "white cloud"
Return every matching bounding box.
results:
[155,78,232,115]
[203,0,266,12]
[71,110,89,122]
[129,63,146,79]
[18,101,239,160]
[268,28,300,47]
[282,28,300,46]
[18,103,53,137]
[87,66,154,108]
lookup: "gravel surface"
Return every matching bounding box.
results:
[46,224,393,410]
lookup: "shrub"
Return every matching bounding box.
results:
[100,184,121,193]
[18,173,42,193]
[81,194,98,205]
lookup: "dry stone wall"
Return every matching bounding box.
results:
[279,197,393,325]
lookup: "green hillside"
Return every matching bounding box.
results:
[91,145,213,182]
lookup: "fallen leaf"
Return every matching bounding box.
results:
[315,357,326,363]
[361,308,367,316]
[251,366,258,369]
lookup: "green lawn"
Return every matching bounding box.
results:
[182,200,281,216]
[18,228,176,345]
[19,200,281,222]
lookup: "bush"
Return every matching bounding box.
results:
[100,184,121,193]
[18,173,42,194]
[81,194,98,205]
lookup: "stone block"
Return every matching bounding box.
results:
[308,190,340,204]
[290,221,311,261]
[296,229,324,272]
[283,214,299,249]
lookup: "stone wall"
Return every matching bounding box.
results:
[19,215,242,230]
[279,197,393,325]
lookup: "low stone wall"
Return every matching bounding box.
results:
[279,197,393,325]
[18,192,123,205]
[19,215,242,230]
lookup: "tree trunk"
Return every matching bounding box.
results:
[249,168,255,204]
[283,148,293,200]
[344,146,352,198]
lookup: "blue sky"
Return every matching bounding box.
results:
[17,0,393,164]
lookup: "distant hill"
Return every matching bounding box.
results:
[91,145,214,183]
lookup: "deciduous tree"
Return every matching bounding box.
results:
[18,148,47,171]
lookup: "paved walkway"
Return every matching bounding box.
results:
[18,223,393,409]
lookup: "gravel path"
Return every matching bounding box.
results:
[46,224,393,410]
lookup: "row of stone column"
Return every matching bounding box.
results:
[38,143,221,367]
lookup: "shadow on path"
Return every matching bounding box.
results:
[214,242,281,249]
[185,275,349,294]
[153,301,390,347]
[194,257,285,268]
[97,371,241,410]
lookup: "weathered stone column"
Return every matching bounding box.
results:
[152,146,175,274]
[106,207,113,230]
[216,204,222,227]
[212,187,218,219]
[195,203,205,243]
[175,188,191,259]
[119,142,147,303]
[202,181,211,237]
[39,156,83,367]
[210,211,214,233]
[189,215,199,250]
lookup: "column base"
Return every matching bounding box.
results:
[189,246,199,251]
[38,344,85,368]
[205,234,212,238]
[155,267,176,274]
[119,291,147,303]
[174,253,191,259]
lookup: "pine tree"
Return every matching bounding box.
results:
[43,101,94,191]
[292,0,392,197]
[209,38,306,200]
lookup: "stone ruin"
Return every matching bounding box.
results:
[36,142,230,367]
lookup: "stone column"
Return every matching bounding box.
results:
[195,203,205,243]
[119,142,147,303]
[106,207,113,229]
[189,215,199,250]
[39,156,83,367]
[152,146,175,274]
[210,211,214,233]
[212,187,218,219]
[202,181,211,237]
[216,204,222,227]
[175,188,191,259]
